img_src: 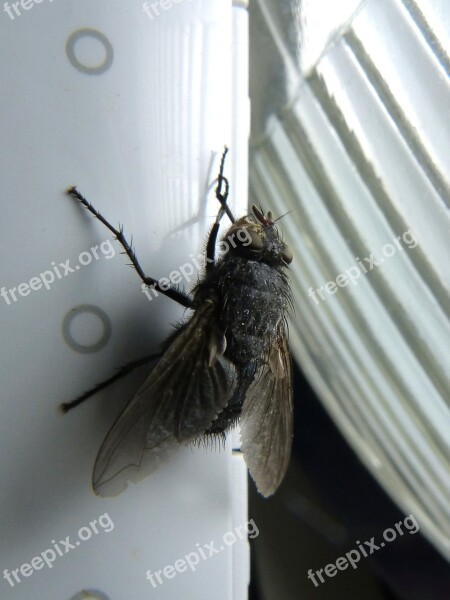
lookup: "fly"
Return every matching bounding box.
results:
[62,148,294,497]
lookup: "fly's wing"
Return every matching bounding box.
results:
[240,330,293,497]
[93,302,236,496]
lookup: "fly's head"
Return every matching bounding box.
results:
[223,205,293,268]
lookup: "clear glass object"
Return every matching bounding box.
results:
[249,0,450,561]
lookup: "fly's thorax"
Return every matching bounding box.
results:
[216,256,290,365]
[192,206,292,363]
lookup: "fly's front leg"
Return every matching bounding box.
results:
[215,146,234,223]
[66,187,193,308]
[206,147,235,273]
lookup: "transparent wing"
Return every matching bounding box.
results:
[93,303,236,496]
[240,331,293,497]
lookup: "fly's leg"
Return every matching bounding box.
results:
[66,187,193,309]
[206,147,235,271]
[64,146,233,410]
[61,352,162,413]
[215,146,235,223]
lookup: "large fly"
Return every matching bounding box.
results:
[62,148,294,497]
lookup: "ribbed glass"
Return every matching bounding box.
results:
[250,0,450,560]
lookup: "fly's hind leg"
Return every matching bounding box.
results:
[61,352,162,413]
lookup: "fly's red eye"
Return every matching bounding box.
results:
[252,204,274,226]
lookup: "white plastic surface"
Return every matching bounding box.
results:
[0,1,249,598]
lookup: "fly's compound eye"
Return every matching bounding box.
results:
[282,244,293,264]
[244,229,264,253]
[225,226,264,255]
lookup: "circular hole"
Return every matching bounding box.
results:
[66,29,114,75]
[62,305,112,354]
